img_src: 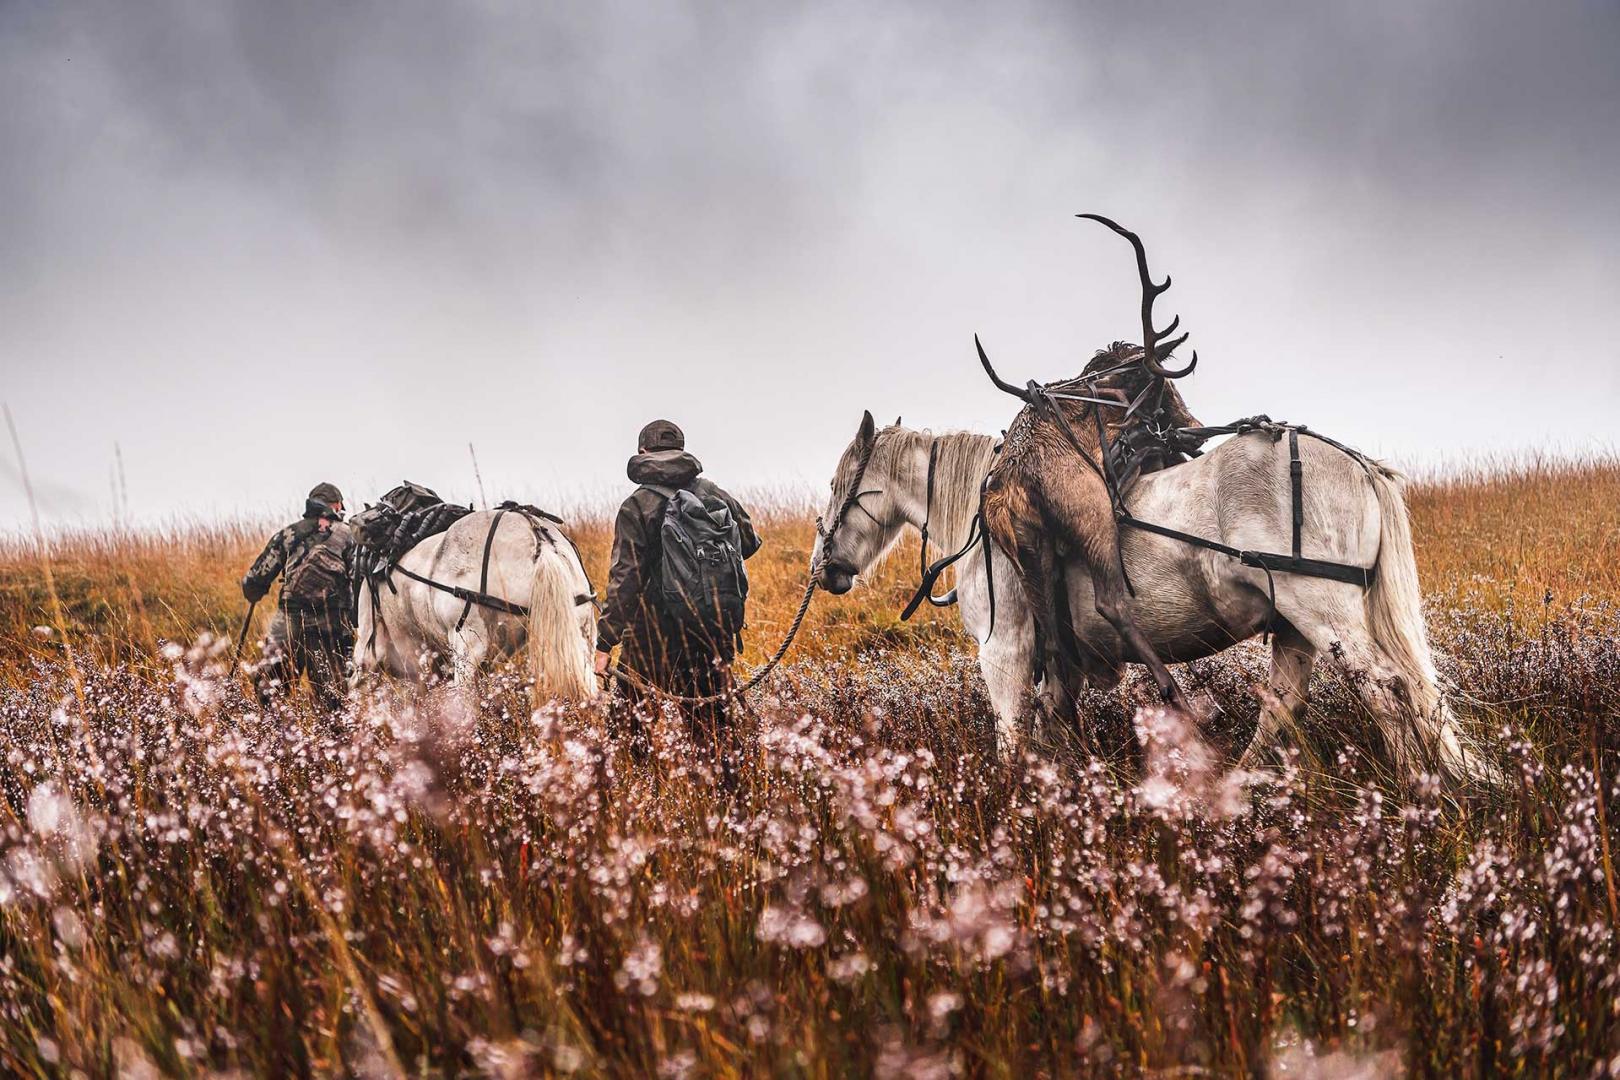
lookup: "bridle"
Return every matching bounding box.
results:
[814,433,881,564]
[817,432,958,611]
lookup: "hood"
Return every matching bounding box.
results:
[627,449,703,488]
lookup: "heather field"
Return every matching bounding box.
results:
[1,457,1618,1077]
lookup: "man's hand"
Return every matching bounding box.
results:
[594,650,612,678]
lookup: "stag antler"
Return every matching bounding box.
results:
[976,334,1034,402]
[1076,214,1197,379]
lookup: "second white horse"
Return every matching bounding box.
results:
[353,509,598,704]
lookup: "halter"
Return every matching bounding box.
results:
[814,434,881,557]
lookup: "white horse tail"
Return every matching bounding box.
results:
[527,545,597,705]
[1364,465,1497,785]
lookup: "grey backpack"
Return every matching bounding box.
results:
[642,484,749,639]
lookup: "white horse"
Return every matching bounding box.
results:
[353,509,598,703]
[812,411,1493,785]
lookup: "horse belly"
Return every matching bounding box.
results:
[1065,538,1267,666]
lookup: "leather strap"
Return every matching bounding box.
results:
[918,439,939,583]
[455,509,508,631]
[1289,427,1304,559]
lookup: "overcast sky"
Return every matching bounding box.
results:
[3,0,1617,527]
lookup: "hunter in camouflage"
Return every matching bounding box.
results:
[242,482,357,708]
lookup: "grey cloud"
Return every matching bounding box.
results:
[1,1,1616,526]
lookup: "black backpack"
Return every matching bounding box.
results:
[642,484,749,640]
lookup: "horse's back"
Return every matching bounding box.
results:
[1206,431,1382,567]
[1083,430,1380,662]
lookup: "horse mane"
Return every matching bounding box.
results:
[874,425,998,556]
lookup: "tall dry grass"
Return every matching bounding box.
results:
[0,459,1616,1076]
[1407,452,1620,610]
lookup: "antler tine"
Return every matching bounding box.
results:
[1077,213,1198,379]
[976,334,1034,402]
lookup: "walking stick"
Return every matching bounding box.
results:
[228,599,257,677]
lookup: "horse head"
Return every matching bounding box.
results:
[813,409,899,594]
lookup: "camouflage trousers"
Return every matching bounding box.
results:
[257,605,354,709]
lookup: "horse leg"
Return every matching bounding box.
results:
[980,635,1035,760]
[1238,622,1315,767]
[448,625,487,690]
[350,590,393,692]
[956,541,1035,761]
[1275,579,1438,784]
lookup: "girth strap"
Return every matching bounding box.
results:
[1115,511,1376,589]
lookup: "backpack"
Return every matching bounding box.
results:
[350,481,472,565]
[642,484,749,640]
[280,520,352,609]
[376,481,444,516]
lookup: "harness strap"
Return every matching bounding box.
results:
[1289,427,1304,559]
[1115,512,1376,588]
[1031,385,1108,486]
[901,470,998,642]
[365,572,383,658]
[457,508,508,631]
[505,501,599,609]
[1089,393,1137,597]
[392,561,532,618]
[982,496,996,640]
[919,439,939,583]
[902,513,979,621]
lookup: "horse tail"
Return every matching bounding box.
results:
[1364,465,1499,786]
[527,543,597,705]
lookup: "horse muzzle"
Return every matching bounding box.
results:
[819,560,858,595]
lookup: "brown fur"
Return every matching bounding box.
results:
[982,342,1202,724]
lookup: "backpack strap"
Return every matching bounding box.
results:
[639,483,682,501]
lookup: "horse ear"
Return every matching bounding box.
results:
[893,415,902,427]
[858,410,876,446]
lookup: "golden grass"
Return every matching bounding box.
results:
[3,459,1615,680]
[1406,453,1620,611]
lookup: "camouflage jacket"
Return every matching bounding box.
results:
[243,502,357,611]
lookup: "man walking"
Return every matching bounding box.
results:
[595,420,761,749]
[242,482,357,708]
